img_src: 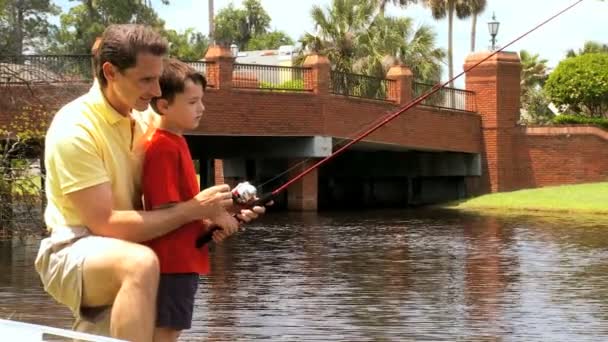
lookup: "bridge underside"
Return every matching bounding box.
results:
[186,135,481,210]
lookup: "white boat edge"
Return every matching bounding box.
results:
[0,319,127,342]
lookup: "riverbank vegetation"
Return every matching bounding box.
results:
[446,182,608,215]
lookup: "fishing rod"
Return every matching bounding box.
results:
[196,0,585,247]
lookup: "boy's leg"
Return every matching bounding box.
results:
[153,273,200,342]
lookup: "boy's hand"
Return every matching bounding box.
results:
[187,184,233,221]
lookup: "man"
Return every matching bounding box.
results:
[34,24,265,342]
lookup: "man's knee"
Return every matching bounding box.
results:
[120,244,160,286]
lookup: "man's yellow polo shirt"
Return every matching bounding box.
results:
[44,81,152,232]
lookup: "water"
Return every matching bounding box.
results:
[2,209,608,341]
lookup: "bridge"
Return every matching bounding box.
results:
[1,48,607,211]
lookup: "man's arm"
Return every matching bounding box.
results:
[66,182,234,242]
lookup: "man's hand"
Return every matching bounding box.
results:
[210,200,273,243]
[235,204,269,223]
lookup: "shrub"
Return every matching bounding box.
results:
[552,114,608,129]
[544,53,608,118]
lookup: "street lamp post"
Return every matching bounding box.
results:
[230,43,239,57]
[487,12,500,51]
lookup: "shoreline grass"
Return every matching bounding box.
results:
[444,182,608,215]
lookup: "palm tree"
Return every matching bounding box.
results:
[376,0,418,13]
[300,0,376,73]
[208,0,214,43]
[300,0,444,82]
[357,16,445,82]
[519,49,548,103]
[423,0,472,87]
[467,0,486,52]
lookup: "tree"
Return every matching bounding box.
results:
[247,30,293,50]
[544,53,608,118]
[466,0,486,52]
[0,64,52,235]
[300,0,444,83]
[163,28,209,60]
[423,0,474,86]
[519,49,551,124]
[519,49,548,105]
[300,0,379,73]
[519,87,553,125]
[566,41,608,58]
[49,0,167,54]
[213,0,290,51]
[0,0,60,54]
[358,15,445,82]
[213,0,271,49]
[375,0,418,13]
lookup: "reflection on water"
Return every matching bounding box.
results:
[2,209,608,341]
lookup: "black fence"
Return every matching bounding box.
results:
[0,55,94,84]
[413,82,476,112]
[0,55,219,86]
[330,71,395,102]
[232,63,313,91]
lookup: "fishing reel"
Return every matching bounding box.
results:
[195,181,267,248]
[231,181,258,205]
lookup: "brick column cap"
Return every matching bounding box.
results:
[464,51,520,68]
[204,45,234,60]
[302,54,330,67]
[386,64,413,78]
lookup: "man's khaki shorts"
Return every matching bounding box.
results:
[34,231,120,336]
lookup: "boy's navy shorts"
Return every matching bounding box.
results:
[156,273,200,330]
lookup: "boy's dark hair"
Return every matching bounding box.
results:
[95,24,168,87]
[151,58,207,115]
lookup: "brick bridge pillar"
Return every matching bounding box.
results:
[281,54,331,211]
[198,45,235,187]
[465,51,522,193]
[204,45,234,90]
[386,64,413,105]
[287,159,318,211]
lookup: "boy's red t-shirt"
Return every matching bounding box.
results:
[142,128,209,275]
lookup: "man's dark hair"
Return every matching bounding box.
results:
[95,24,168,87]
[151,58,207,115]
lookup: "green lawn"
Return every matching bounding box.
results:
[446,182,608,214]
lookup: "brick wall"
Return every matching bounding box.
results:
[0,83,89,128]
[512,127,608,188]
[194,90,481,154]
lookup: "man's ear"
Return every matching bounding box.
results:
[102,62,117,83]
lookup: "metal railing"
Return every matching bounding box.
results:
[330,71,395,102]
[0,55,93,84]
[232,63,313,91]
[184,60,215,88]
[413,82,476,112]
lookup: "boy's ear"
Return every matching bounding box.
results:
[156,98,170,115]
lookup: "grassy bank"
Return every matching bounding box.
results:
[446,182,608,214]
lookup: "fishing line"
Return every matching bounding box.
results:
[197,0,585,247]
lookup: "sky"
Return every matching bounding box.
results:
[54,0,607,87]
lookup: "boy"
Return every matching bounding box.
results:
[142,58,237,341]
